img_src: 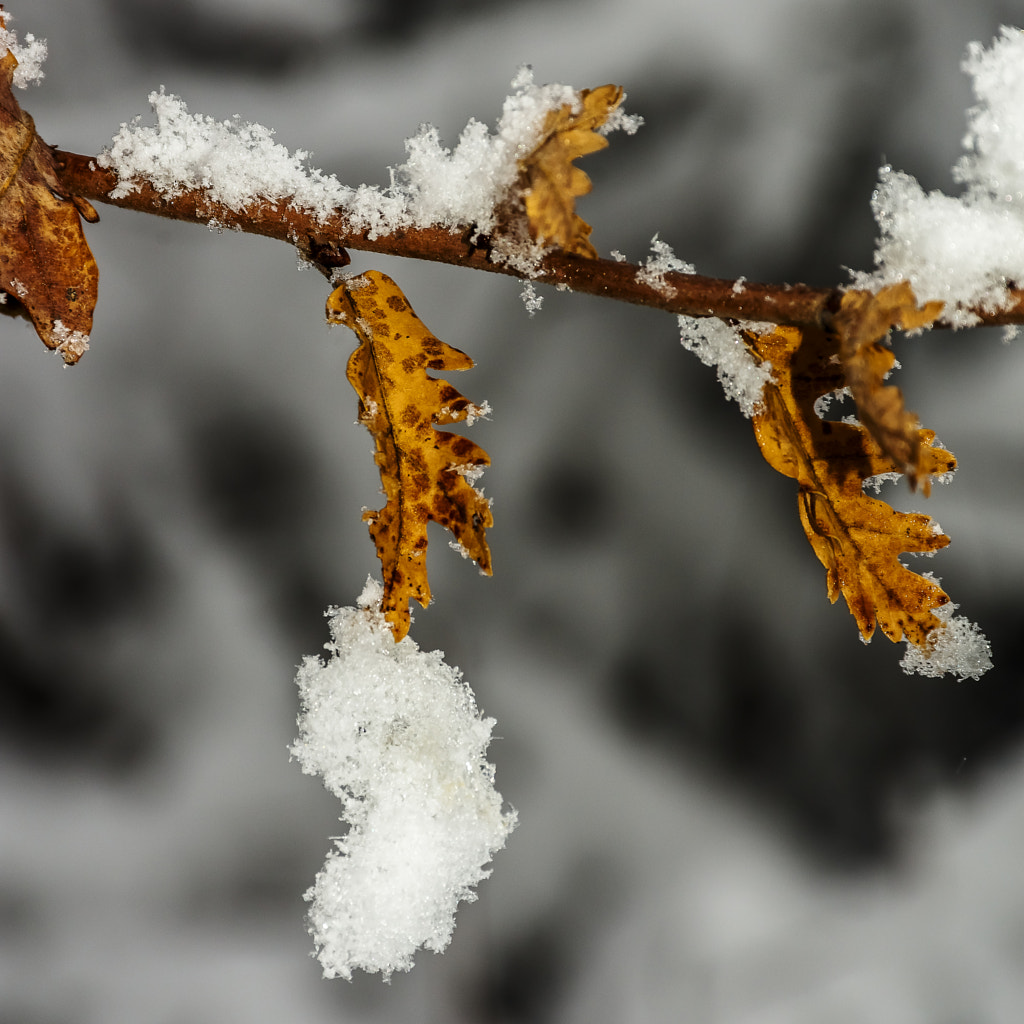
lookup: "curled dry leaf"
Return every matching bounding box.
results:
[519,84,623,258]
[832,282,944,492]
[0,50,99,363]
[750,322,957,652]
[329,270,492,641]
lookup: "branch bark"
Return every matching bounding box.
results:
[52,149,1024,332]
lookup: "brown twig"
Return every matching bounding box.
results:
[52,149,1024,331]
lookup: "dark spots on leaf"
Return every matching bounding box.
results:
[386,294,407,313]
[406,451,429,478]
[447,435,477,460]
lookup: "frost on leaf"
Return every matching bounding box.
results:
[0,47,98,362]
[832,282,944,492]
[749,323,987,676]
[329,271,492,641]
[678,314,773,417]
[291,578,516,980]
[518,84,624,258]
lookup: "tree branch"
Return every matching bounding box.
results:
[53,149,1024,331]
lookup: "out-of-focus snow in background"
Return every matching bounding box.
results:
[2,0,1024,1021]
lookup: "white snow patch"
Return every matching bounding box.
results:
[900,593,993,681]
[678,316,774,417]
[853,28,1024,323]
[0,12,47,88]
[98,89,347,218]
[636,234,695,297]
[290,578,515,980]
[98,68,639,249]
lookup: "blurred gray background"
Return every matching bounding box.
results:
[3,0,1024,1021]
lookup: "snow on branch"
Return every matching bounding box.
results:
[853,27,1024,326]
[96,68,639,245]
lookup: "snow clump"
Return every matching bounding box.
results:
[0,12,47,87]
[290,578,516,980]
[98,67,638,247]
[97,88,347,215]
[637,234,772,416]
[853,27,1024,324]
[636,233,695,296]
[900,590,993,682]
[678,314,775,417]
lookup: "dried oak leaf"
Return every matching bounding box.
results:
[750,322,956,651]
[329,270,492,641]
[832,282,944,493]
[0,50,99,363]
[519,84,623,258]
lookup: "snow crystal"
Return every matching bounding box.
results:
[677,315,774,417]
[0,13,47,88]
[900,595,993,681]
[290,578,515,980]
[51,321,90,362]
[636,234,695,297]
[598,104,644,137]
[519,280,543,315]
[853,27,1024,323]
[813,386,852,419]
[861,471,904,494]
[462,399,491,426]
[99,70,639,251]
[448,540,471,559]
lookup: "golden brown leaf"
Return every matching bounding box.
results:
[329,270,492,640]
[519,84,623,258]
[750,322,956,650]
[0,50,99,363]
[832,282,944,492]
